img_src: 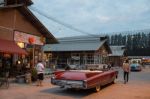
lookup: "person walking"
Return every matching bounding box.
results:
[122,59,130,84]
[36,60,45,86]
[107,61,112,70]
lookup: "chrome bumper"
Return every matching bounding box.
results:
[51,78,86,89]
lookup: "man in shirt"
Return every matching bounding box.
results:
[36,60,45,86]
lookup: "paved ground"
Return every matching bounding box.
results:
[0,68,150,99]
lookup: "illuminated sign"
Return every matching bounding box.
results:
[14,31,45,45]
[17,42,25,48]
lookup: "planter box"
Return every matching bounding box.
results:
[16,75,25,83]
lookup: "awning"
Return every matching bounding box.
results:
[0,39,27,55]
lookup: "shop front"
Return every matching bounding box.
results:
[14,31,45,73]
[0,0,58,80]
[0,30,46,78]
[0,38,27,77]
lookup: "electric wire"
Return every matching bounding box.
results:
[30,7,99,37]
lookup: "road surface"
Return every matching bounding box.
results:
[0,68,150,99]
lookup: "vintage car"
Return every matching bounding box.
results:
[51,69,118,92]
[130,63,142,71]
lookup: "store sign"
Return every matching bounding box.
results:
[14,31,45,45]
[71,56,80,60]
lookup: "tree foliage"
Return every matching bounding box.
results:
[109,32,150,56]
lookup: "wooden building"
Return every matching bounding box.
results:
[109,46,126,67]
[0,0,57,75]
[44,36,111,69]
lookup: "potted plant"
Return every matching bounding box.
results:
[31,68,37,82]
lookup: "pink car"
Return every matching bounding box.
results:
[51,70,118,92]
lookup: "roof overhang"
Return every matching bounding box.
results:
[0,39,27,55]
[18,6,58,44]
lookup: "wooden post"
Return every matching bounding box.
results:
[32,45,35,68]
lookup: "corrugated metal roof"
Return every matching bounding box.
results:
[109,46,125,56]
[44,36,106,52]
[58,35,106,42]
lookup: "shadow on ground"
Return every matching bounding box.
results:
[40,83,115,98]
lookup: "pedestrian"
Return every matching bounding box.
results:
[107,62,112,70]
[111,62,114,67]
[122,59,130,84]
[36,60,45,86]
[52,64,56,70]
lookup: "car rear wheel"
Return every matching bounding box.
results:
[95,84,101,92]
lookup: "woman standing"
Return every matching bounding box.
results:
[122,60,130,84]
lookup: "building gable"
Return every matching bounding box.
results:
[0,0,58,43]
[14,9,42,36]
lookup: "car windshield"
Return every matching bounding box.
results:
[56,64,68,69]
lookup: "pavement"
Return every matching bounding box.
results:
[0,68,150,99]
[0,77,53,99]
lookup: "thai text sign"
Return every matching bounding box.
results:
[14,31,45,45]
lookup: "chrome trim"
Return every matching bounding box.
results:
[51,79,85,89]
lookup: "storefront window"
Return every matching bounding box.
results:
[86,53,94,64]
[71,53,80,65]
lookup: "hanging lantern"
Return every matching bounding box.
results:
[40,36,46,44]
[28,37,35,44]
